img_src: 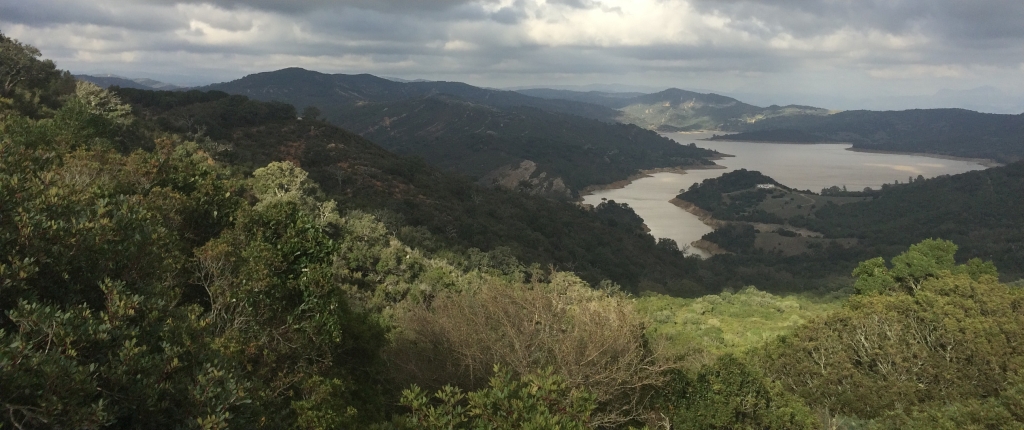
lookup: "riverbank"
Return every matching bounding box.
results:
[668,198,728,256]
[844,147,1003,168]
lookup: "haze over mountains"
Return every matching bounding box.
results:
[75,74,183,91]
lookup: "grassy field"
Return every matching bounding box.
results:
[712,187,867,255]
[755,190,867,218]
[636,287,843,369]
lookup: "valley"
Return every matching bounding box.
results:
[4,28,1024,430]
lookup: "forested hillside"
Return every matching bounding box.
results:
[204,68,717,196]
[6,33,1024,430]
[114,87,707,294]
[714,108,1024,163]
[525,87,1024,164]
[76,74,182,91]
[676,166,1024,290]
[205,67,620,122]
[331,95,715,195]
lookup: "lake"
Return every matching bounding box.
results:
[581,132,991,257]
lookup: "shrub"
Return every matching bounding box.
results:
[383,366,596,430]
[757,240,1024,419]
[387,272,671,427]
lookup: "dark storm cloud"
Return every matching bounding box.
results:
[0,0,184,32]
[2,0,1022,109]
[135,0,495,14]
[491,6,527,24]
[689,0,1024,44]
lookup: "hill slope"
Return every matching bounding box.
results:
[204,69,718,195]
[204,68,620,122]
[714,109,1024,163]
[75,74,183,90]
[519,87,830,131]
[117,88,709,295]
[332,95,717,196]
[675,164,1024,287]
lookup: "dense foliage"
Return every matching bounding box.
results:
[203,67,621,123]
[757,240,1024,426]
[113,86,710,296]
[332,95,716,194]
[678,170,780,211]
[386,367,597,430]
[676,164,1024,290]
[801,162,1024,278]
[6,35,1024,429]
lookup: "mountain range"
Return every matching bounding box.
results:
[717,108,1024,163]
[518,87,830,131]
[75,74,183,91]
[202,68,721,196]
[87,68,1024,170]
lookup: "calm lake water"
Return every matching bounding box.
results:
[581,132,991,258]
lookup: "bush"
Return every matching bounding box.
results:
[658,355,817,430]
[383,366,596,430]
[386,272,671,427]
[757,240,1024,420]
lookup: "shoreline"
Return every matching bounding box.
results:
[844,147,1003,168]
[668,198,729,257]
[579,164,727,197]
[701,138,835,144]
[689,136,1002,168]
[668,198,727,229]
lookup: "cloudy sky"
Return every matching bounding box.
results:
[3,0,1023,112]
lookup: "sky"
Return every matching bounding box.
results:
[3,0,1023,113]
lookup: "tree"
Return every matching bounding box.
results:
[0,32,73,116]
[384,366,596,430]
[852,238,997,295]
[387,272,672,427]
[758,240,1022,420]
[659,355,817,430]
[302,106,321,121]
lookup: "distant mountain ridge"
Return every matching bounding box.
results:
[518,87,831,131]
[203,68,620,122]
[202,68,717,196]
[201,67,1023,178]
[521,86,1024,164]
[332,94,716,196]
[715,109,1024,163]
[75,74,183,91]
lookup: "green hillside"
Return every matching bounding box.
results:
[520,87,831,131]
[204,69,718,196]
[205,67,620,122]
[332,95,716,195]
[715,108,1024,163]
[7,32,1024,430]
[527,87,1024,165]
[113,87,707,294]
[676,166,1024,289]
